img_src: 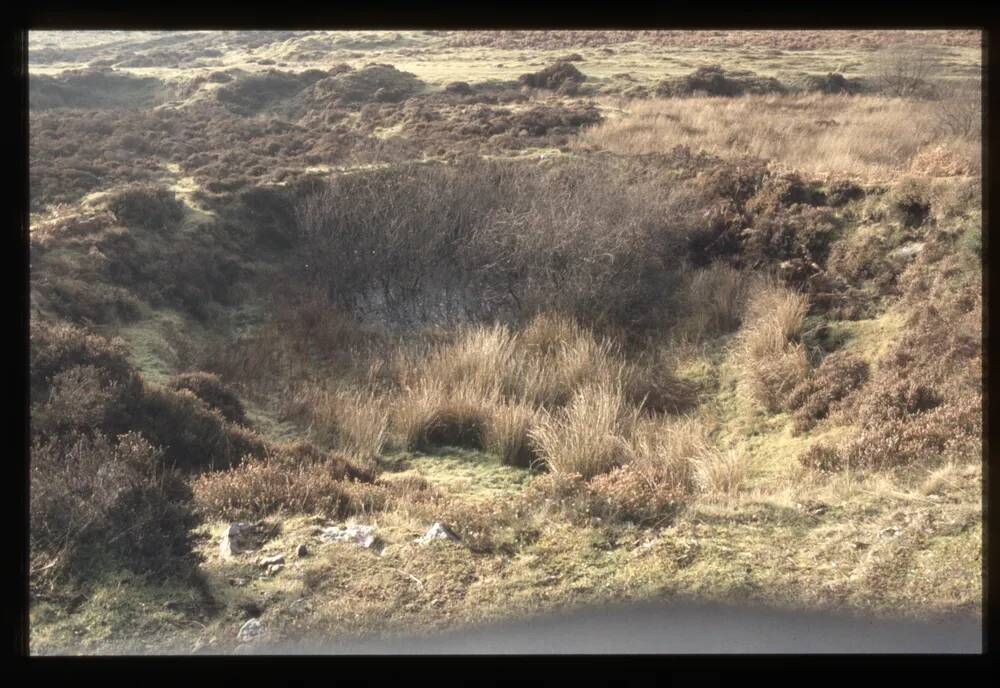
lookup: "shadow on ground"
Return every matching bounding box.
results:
[246,599,982,654]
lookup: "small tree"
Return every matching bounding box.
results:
[933,81,982,139]
[871,46,939,98]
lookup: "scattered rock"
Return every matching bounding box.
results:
[228,577,248,587]
[220,523,254,559]
[238,602,263,618]
[257,554,285,568]
[237,618,264,643]
[296,544,310,558]
[265,564,285,577]
[890,242,924,261]
[417,522,460,544]
[318,523,379,549]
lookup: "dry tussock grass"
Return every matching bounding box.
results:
[734,281,811,412]
[530,383,640,479]
[394,379,497,451]
[584,95,980,182]
[485,401,541,468]
[677,262,750,340]
[693,448,757,499]
[283,383,389,470]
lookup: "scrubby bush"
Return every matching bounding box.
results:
[518,61,586,90]
[870,46,939,98]
[826,180,866,207]
[887,179,932,229]
[293,157,687,332]
[215,69,324,113]
[799,72,864,94]
[31,431,194,586]
[30,320,140,404]
[656,65,786,97]
[130,386,268,472]
[839,396,980,471]
[107,185,184,232]
[589,462,689,525]
[192,451,383,520]
[305,64,424,106]
[169,371,248,426]
[33,364,141,440]
[797,443,842,472]
[932,83,981,139]
[786,351,869,433]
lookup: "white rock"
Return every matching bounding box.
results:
[417,522,460,545]
[237,618,264,643]
[318,524,379,549]
[257,554,285,568]
[265,563,285,576]
[220,523,254,559]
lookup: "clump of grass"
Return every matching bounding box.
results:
[734,282,810,413]
[422,323,519,397]
[693,448,756,499]
[529,383,639,479]
[485,401,540,468]
[677,262,749,340]
[518,312,581,356]
[394,380,496,452]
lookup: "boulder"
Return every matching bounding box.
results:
[237,618,264,643]
[257,554,285,568]
[417,522,460,545]
[220,523,254,559]
[317,523,378,549]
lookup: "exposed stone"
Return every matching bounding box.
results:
[317,523,379,549]
[220,521,278,559]
[237,618,264,643]
[417,522,460,544]
[265,563,285,577]
[220,523,254,559]
[257,554,285,568]
[296,544,310,558]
